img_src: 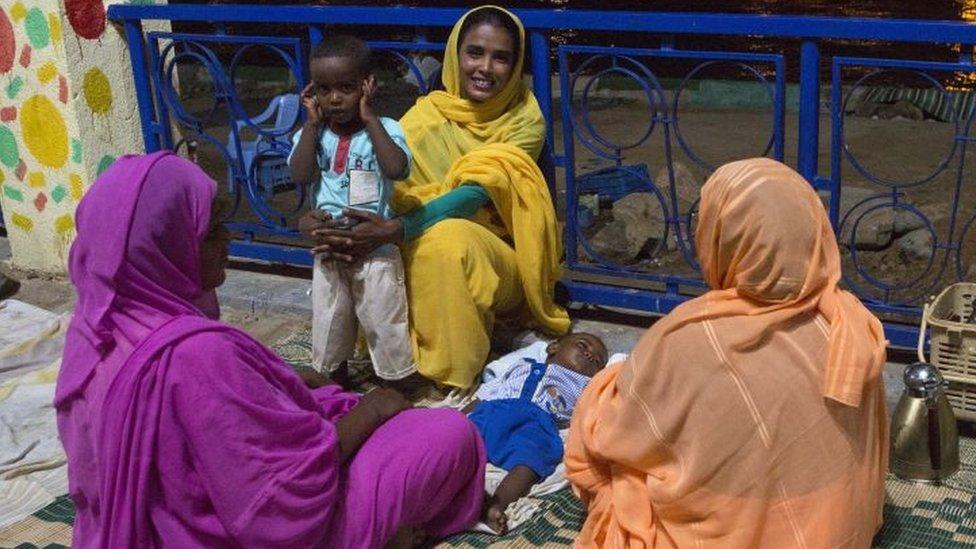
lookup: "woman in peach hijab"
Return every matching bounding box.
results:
[565,158,888,548]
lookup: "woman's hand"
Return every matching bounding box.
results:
[299,209,333,241]
[297,369,333,389]
[310,209,404,263]
[334,388,411,462]
[359,387,412,423]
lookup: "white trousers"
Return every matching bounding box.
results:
[311,246,416,380]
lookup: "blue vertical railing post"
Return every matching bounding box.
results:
[798,40,821,183]
[530,30,557,200]
[124,19,163,152]
[146,36,174,150]
[558,48,578,266]
[829,58,843,226]
[773,57,786,160]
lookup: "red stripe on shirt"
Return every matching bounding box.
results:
[333,134,352,174]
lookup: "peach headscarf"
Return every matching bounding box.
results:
[566,158,888,547]
[694,157,886,406]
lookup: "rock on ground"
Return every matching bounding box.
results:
[829,186,895,251]
[589,192,669,262]
[853,99,926,121]
[896,227,935,261]
[655,161,702,209]
[825,187,946,253]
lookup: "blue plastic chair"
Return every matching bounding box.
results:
[227,93,300,199]
[575,164,652,230]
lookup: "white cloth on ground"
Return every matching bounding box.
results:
[0,300,67,382]
[0,300,69,529]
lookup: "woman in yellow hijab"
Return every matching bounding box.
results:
[565,158,888,548]
[301,6,569,390]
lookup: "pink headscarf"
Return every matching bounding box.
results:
[56,151,218,404]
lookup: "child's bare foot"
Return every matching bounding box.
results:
[484,497,509,534]
[386,525,426,548]
[329,361,352,389]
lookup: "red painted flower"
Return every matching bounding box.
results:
[34,192,47,212]
[18,44,30,68]
[59,75,68,104]
[0,10,14,74]
[65,0,106,40]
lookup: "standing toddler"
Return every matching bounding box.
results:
[289,35,417,388]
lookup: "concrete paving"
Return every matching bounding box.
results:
[216,265,312,317]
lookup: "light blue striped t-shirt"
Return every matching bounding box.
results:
[288,117,411,219]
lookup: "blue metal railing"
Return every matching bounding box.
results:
[107,4,976,347]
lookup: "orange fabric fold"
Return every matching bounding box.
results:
[566,158,888,548]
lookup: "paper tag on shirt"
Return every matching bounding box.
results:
[348,169,381,206]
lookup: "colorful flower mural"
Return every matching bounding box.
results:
[1,1,80,251]
[0,0,159,273]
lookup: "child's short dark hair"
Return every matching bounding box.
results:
[310,35,371,76]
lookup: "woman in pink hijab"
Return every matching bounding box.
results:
[55,151,485,548]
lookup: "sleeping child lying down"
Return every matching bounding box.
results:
[463,333,609,534]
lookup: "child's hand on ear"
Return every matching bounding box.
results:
[301,83,326,127]
[359,74,378,124]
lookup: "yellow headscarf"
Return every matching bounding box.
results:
[394,5,569,335]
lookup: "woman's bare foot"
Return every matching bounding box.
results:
[386,525,427,548]
[484,496,509,534]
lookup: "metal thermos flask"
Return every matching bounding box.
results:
[890,362,959,482]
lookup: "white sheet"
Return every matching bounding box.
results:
[0,300,68,528]
[0,300,68,382]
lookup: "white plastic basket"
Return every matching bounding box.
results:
[918,282,976,422]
